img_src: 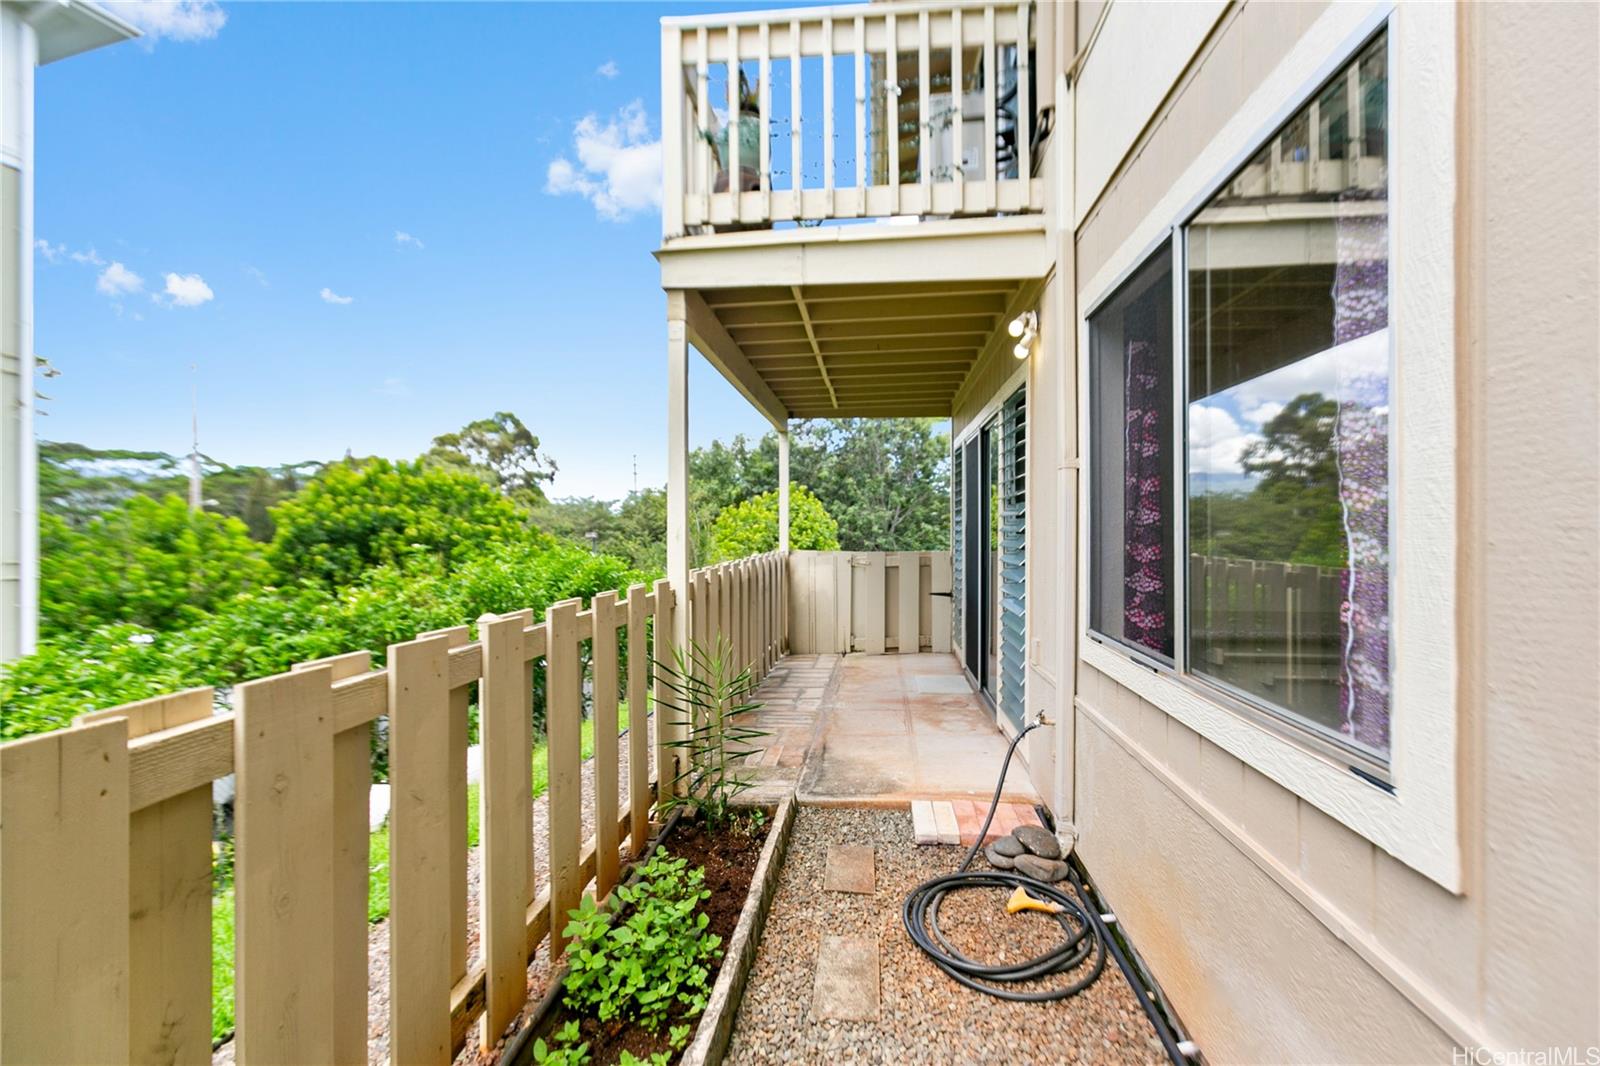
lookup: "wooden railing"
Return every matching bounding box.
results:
[786,549,951,655]
[0,553,787,1065]
[661,1,1046,237]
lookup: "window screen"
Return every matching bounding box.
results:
[998,387,1027,728]
[1186,30,1390,758]
[1088,246,1175,661]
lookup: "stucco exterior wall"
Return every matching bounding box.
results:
[1064,1,1600,1061]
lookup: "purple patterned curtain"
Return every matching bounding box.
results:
[1332,196,1391,752]
[1122,298,1171,657]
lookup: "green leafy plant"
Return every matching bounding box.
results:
[561,849,722,1033]
[653,637,769,831]
[708,483,838,562]
[619,1052,672,1066]
[669,1023,692,1050]
[532,1020,590,1066]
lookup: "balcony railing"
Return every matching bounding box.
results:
[661,1,1047,238]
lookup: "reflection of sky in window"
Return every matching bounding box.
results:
[1189,330,1388,489]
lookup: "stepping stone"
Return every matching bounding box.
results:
[824,845,876,894]
[1014,853,1071,883]
[812,935,879,1021]
[932,801,960,845]
[991,834,1025,858]
[983,843,1016,870]
[911,800,939,845]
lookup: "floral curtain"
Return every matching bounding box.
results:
[1122,295,1171,657]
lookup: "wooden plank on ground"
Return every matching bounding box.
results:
[1,718,131,1065]
[626,584,652,855]
[591,591,622,900]
[545,599,583,959]
[387,634,453,1064]
[234,667,336,1064]
[860,553,887,654]
[80,690,212,1066]
[293,650,372,1066]
[930,552,953,653]
[897,552,921,653]
[420,624,473,985]
[477,612,531,1051]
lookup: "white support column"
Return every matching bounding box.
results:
[666,291,691,659]
[777,422,791,552]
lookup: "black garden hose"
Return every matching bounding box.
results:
[901,721,1109,1003]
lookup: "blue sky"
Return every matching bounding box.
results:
[34,1,778,501]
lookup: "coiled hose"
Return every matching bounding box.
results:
[900,721,1108,1002]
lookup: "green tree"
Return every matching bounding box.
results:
[268,459,537,588]
[423,412,557,506]
[39,495,271,637]
[709,485,838,562]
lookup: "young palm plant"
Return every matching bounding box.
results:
[653,637,769,831]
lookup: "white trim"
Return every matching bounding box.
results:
[1074,0,1460,891]
[951,359,1029,450]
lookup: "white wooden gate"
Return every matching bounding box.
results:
[787,550,952,655]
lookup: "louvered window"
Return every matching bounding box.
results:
[998,386,1027,728]
[950,442,964,654]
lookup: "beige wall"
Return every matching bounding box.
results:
[1062,1,1600,1062]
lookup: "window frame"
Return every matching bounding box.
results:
[1075,0,1462,891]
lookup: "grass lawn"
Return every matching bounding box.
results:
[210,711,635,1043]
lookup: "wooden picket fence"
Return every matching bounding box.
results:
[0,551,788,1066]
[786,550,952,656]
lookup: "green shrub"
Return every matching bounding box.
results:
[709,484,838,562]
[561,850,721,1033]
[531,1021,590,1066]
[267,458,538,588]
[41,495,271,637]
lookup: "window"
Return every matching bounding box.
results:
[1188,29,1389,760]
[1088,246,1175,663]
[1088,29,1392,764]
[998,386,1027,729]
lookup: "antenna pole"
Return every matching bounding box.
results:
[188,364,202,512]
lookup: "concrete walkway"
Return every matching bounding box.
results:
[739,652,1040,807]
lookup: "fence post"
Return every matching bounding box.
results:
[234,667,336,1063]
[626,584,652,855]
[590,591,622,901]
[1,718,131,1065]
[387,634,453,1063]
[653,577,679,799]
[546,598,583,960]
[75,690,211,1066]
[292,650,373,1066]
[419,623,473,989]
[478,611,531,1051]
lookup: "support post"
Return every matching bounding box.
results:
[665,291,692,790]
[777,422,791,552]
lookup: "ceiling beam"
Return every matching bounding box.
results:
[789,286,837,411]
[681,289,789,430]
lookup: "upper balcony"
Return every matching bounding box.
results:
[659,0,1053,243]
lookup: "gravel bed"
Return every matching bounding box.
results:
[724,807,1166,1066]
[214,717,655,1066]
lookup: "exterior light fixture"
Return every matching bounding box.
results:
[1009,310,1038,359]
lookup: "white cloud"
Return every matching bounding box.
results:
[377,377,410,398]
[106,0,226,42]
[1188,403,1260,475]
[394,230,425,250]
[320,287,354,305]
[545,99,662,221]
[35,240,66,263]
[159,272,214,308]
[596,60,619,79]
[244,264,269,287]
[1242,400,1284,427]
[96,261,144,297]
[71,247,106,267]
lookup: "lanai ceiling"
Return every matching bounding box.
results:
[698,279,1029,419]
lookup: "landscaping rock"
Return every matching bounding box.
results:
[983,843,1016,870]
[1013,853,1070,883]
[1012,824,1061,860]
[990,834,1026,858]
